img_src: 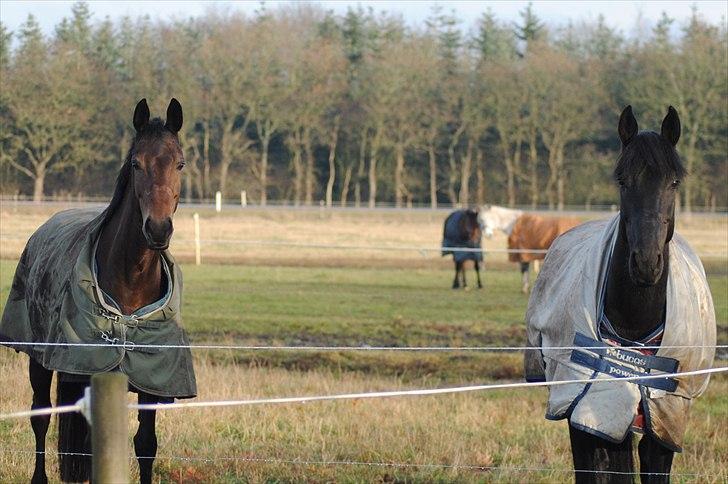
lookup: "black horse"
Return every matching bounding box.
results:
[569,106,687,483]
[441,208,483,289]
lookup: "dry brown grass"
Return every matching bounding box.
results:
[1,204,726,270]
[1,350,726,482]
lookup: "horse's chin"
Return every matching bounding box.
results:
[143,234,170,251]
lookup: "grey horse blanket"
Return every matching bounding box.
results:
[525,214,715,451]
[0,208,196,399]
[441,210,483,263]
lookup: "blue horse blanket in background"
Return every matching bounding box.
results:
[441,210,483,263]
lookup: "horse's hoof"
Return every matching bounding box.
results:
[477,285,483,290]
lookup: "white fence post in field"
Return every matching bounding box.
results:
[241,190,247,207]
[193,213,201,266]
[91,373,129,483]
[215,191,222,213]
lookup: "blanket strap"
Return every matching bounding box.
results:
[570,350,678,392]
[573,333,679,372]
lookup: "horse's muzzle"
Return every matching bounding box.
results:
[143,217,173,250]
[629,250,663,286]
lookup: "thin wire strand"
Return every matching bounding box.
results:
[2,234,727,258]
[0,449,712,477]
[2,341,725,351]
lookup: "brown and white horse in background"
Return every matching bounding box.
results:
[480,205,580,293]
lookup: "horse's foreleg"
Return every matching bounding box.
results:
[57,380,91,483]
[29,358,52,484]
[452,260,461,289]
[569,425,635,484]
[475,260,483,289]
[638,433,673,483]
[520,262,530,294]
[135,392,159,484]
[461,261,467,288]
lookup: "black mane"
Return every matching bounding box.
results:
[101,118,177,222]
[614,131,687,183]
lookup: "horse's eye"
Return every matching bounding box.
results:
[131,159,141,170]
[177,163,185,171]
[670,180,680,189]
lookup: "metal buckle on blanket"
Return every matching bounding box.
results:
[100,331,135,351]
[98,309,119,322]
[121,315,140,327]
[100,331,119,346]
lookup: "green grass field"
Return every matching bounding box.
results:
[2,260,725,382]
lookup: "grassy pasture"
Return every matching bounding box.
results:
[1,351,726,482]
[0,204,726,481]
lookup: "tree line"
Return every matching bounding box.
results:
[0,2,726,210]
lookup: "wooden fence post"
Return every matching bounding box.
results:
[193,213,201,266]
[91,373,129,483]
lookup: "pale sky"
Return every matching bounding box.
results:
[1,0,726,38]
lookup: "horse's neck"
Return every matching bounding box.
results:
[499,209,522,236]
[604,225,669,342]
[502,216,519,236]
[96,189,162,315]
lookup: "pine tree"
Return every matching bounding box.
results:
[515,2,544,55]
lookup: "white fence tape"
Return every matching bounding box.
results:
[129,366,728,412]
[3,366,724,419]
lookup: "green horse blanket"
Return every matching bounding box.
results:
[0,208,196,399]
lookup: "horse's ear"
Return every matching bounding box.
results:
[618,105,638,147]
[133,98,150,132]
[661,106,680,146]
[165,98,183,134]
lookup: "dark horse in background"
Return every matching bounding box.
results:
[442,208,483,289]
[0,99,193,483]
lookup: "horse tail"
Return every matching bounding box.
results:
[57,382,92,482]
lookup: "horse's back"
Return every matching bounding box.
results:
[442,210,483,262]
[508,214,581,262]
[0,207,103,356]
[24,207,103,258]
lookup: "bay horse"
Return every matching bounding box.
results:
[480,205,579,293]
[0,99,197,483]
[441,208,483,289]
[525,106,716,483]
